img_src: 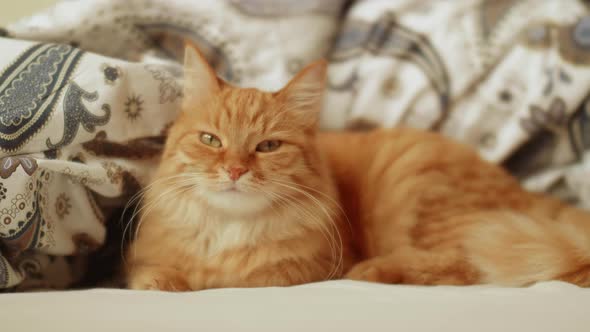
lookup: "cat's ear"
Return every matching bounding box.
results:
[278,60,327,120]
[183,42,220,104]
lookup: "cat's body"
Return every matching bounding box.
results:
[126,45,590,291]
[321,129,590,286]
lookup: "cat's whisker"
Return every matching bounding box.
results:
[270,178,353,233]
[121,174,202,261]
[260,189,337,266]
[270,180,348,278]
[269,180,344,279]
[276,193,342,280]
[240,181,339,270]
[129,182,199,263]
[123,176,202,264]
[131,178,199,229]
[122,172,207,223]
[238,183,285,219]
[252,183,341,280]
[121,174,204,230]
[269,180,340,221]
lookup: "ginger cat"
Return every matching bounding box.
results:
[126,45,590,291]
[125,45,350,291]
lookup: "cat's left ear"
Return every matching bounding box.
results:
[278,60,327,122]
[183,42,220,104]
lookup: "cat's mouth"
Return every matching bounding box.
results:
[220,183,241,193]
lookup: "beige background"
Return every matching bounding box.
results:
[0,0,60,25]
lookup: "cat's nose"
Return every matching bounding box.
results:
[225,166,249,181]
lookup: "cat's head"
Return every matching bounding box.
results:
[160,44,327,215]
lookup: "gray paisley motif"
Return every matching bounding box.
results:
[144,65,182,104]
[0,43,84,152]
[134,23,240,82]
[46,83,111,149]
[228,0,343,17]
[330,13,451,117]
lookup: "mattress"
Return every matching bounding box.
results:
[1,280,589,332]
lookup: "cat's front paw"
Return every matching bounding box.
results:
[127,267,191,292]
[345,262,382,282]
[345,259,401,283]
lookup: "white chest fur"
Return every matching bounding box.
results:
[159,195,302,259]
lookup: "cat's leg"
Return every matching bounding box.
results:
[345,256,403,283]
[354,209,590,287]
[188,257,332,290]
[464,209,590,287]
[127,264,191,291]
[345,248,480,285]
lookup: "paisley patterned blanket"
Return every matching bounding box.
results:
[0,0,589,290]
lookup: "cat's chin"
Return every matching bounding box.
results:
[205,190,271,215]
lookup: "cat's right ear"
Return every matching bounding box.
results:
[183,42,220,104]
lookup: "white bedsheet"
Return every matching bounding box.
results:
[1,280,589,332]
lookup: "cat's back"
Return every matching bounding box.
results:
[318,127,525,222]
[318,127,487,178]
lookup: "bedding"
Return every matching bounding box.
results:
[2,280,590,331]
[0,0,589,290]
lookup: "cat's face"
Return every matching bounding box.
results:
[161,45,326,214]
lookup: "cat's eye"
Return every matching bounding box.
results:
[256,140,282,153]
[199,132,222,148]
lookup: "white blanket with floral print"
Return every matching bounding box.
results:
[0,0,590,290]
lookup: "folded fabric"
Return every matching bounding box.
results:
[0,0,346,290]
[1,0,590,290]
